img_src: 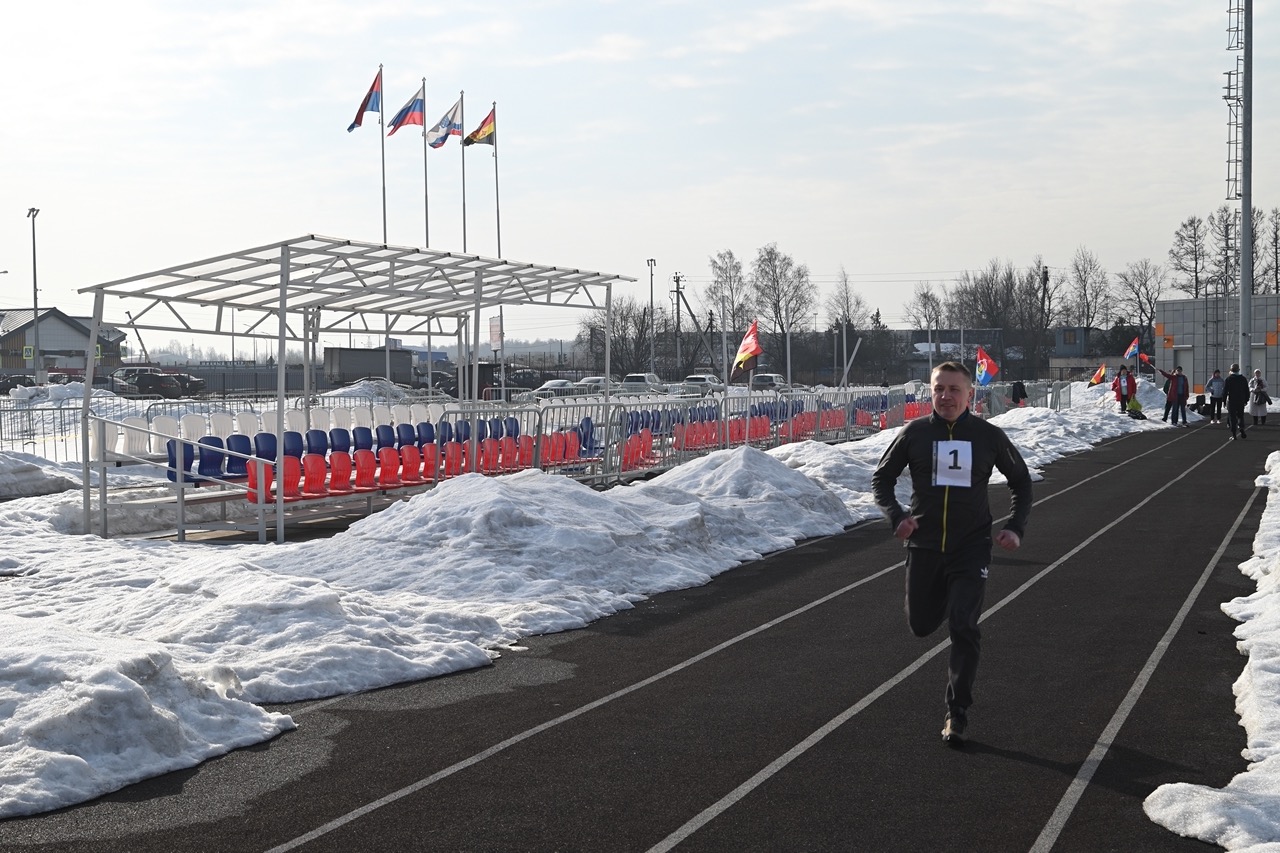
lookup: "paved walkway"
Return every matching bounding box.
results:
[0,420,1266,852]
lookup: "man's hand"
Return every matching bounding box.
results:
[894,516,919,541]
[995,529,1021,551]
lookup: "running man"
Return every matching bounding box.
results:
[871,362,1034,744]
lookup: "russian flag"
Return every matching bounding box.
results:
[347,69,383,132]
[387,86,426,136]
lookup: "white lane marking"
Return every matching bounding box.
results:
[263,429,1205,851]
[645,434,1232,853]
[1028,486,1259,853]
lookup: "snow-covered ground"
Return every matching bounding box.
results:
[1,379,1277,850]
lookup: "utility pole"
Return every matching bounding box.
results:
[647,259,656,374]
[27,208,43,383]
[671,272,684,375]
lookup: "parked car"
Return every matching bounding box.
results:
[619,372,664,394]
[133,372,183,398]
[0,375,36,393]
[168,373,207,396]
[749,373,789,391]
[531,379,577,399]
[680,373,725,395]
[573,375,612,394]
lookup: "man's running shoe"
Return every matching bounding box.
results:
[942,713,967,744]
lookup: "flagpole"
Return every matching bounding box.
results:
[378,64,387,244]
[492,102,501,257]
[430,76,435,245]
[460,90,467,253]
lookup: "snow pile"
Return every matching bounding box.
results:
[1144,450,1280,851]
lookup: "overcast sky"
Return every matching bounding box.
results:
[0,0,1273,348]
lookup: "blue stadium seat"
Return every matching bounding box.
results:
[329,427,352,456]
[282,430,304,459]
[375,424,396,451]
[225,433,252,479]
[253,432,277,462]
[305,428,329,456]
[196,436,225,479]
[352,426,374,452]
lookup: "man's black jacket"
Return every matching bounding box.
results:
[871,409,1033,553]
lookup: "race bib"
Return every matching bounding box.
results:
[933,440,972,488]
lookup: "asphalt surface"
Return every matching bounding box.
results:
[0,418,1268,853]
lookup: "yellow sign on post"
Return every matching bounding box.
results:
[22,346,33,360]
[95,344,102,359]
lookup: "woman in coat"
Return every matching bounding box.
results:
[1249,369,1270,425]
[1110,366,1137,414]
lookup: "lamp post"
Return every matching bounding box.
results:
[646,259,656,374]
[27,208,43,384]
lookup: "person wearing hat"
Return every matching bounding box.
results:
[1156,365,1191,427]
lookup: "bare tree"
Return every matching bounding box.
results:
[1207,205,1239,297]
[1249,206,1276,294]
[749,243,817,359]
[824,267,870,329]
[575,296,659,376]
[702,249,752,334]
[944,259,1017,331]
[1066,246,1110,340]
[1270,208,1280,295]
[902,282,943,331]
[1009,259,1066,377]
[1114,259,1167,353]
[1168,216,1209,298]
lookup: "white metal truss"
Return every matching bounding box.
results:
[78,234,633,342]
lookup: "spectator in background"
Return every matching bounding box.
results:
[1110,366,1136,414]
[1249,369,1270,426]
[1157,365,1191,427]
[1204,369,1225,424]
[1225,364,1250,439]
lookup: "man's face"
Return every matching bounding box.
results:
[931,368,973,422]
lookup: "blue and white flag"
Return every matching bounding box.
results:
[426,98,463,149]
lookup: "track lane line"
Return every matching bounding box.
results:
[644,433,1232,852]
[262,428,1203,851]
[1028,484,1260,852]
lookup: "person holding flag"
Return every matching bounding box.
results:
[871,361,1033,745]
[1155,364,1191,426]
[1110,365,1137,414]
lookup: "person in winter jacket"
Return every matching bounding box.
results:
[1225,363,1250,439]
[871,361,1033,744]
[1111,366,1137,414]
[1204,369,1226,424]
[1157,365,1191,426]
[1249,369,1270,426]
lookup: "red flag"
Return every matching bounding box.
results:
[730,320,765,382]
[974,346,999,386]
[1138,352,1151,364]
[1087,363,1107,386]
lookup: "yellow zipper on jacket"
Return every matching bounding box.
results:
[941,420,954,552]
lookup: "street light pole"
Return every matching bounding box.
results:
[27,208,43,384]
[646,259,656,374]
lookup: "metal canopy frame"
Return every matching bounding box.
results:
[76,234,633,542]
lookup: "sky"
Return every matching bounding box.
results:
[0,379,1279,849]
[0,1,1275,350]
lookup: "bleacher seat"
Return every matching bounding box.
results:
[301,453,329,497]
[208,412,236,439]
[150,415,180,454]
[284,409,307,432]
[375,424,396,451]
[196,436,226,480]
[235,411,261,436]
[416,421,436,447]
[253,432,278,462]
[305,428,329,456]
[225,433,253,480]
[282,430,305,459]
[328,451,354,494]
[166,439,199,484]
[352,426,374,453]
[352,449,378,491]
[376,447,402,488]
[396,422,417,449]
[329,427,352,456]
[120,416,151,457]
